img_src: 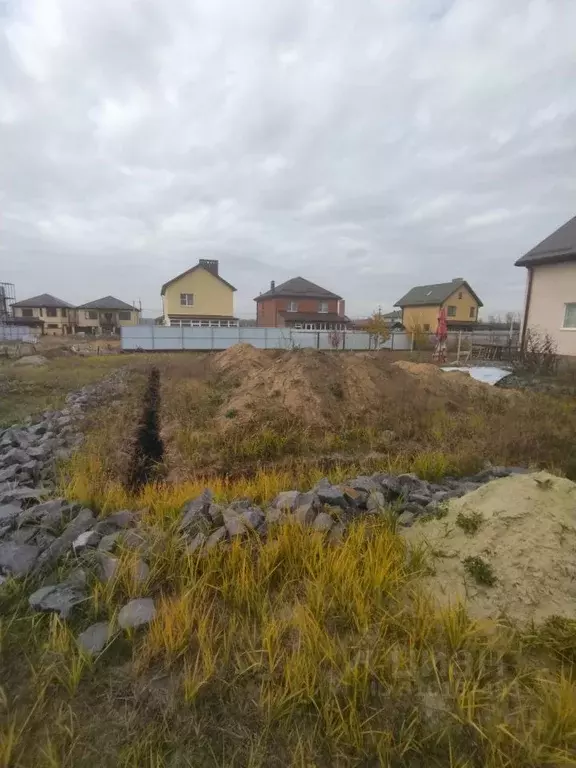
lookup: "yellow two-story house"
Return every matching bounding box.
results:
[11,293,75,335]
[395,278,483,332]
[161,259,237,327]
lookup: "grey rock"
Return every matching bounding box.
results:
[18,498,69,527]
[347,476,380,493]
[225,516,247,539]
[328,522,345,545]
[397,474,429,497]
[205,526,228,550]
[367,490,386,512]
[179,490,213,533]
[242,506,264,530]
[273,490,300,511]
[29,583,85,618]
[77,622,111,655]
[400,502,427,516]
[1,448,30,466]
[314,482,349,509]
[373,473,402,498]
[0,487,48,505]
[10,527,38,545]
[266,507,284,525]
[34,531,56,550]
[340,486,366,508]
[72,529,101,553]
[27,445,50,460]
[294,491,319,525]
[120,529,147,551]
[432,491,452,503]
[187,532,207,553]
[33,508,94,574]
[207,503,224,527]
[66,568,88,589]
[118,598,156,629]
[105,510,135,529]
[0,524,11,540]
[312,512,334,532]
[96,553,119,583]
[0,504,21,525]
[98,532,121,553]
[40,504,76,533]
[0,542,39,576]
[0,574,7,587]
[0,466,17,484]
[408,493,432,507]
[397,511,416,527]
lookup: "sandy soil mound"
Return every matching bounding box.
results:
[210,345,507,430]
[402,471,576,623]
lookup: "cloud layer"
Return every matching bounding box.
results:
[2,0,576,318]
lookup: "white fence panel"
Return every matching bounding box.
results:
[121,325,154,350]
[183,327,214,350]
[0,325,39,343]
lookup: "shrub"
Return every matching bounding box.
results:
[515,328,559,376]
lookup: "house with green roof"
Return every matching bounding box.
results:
[394,278,483,332]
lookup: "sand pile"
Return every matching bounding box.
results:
[402,471,576,623]
[210,345,508,430]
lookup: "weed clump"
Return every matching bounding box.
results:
[463,555,497,586]
[456,510,483,535]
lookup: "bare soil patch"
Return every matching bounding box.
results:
[403,471,576,623]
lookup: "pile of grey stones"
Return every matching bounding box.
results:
[0,370,529,654]
[180,466,530,552]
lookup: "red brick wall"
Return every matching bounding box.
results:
[256,297,341,327]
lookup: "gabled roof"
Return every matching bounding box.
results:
[77,296,136,311]
[161,264,236,295]
[12,293,74,309]
[395,279,483,308]
[255,277,341,301]
[515,215,576,267]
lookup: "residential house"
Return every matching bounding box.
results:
[75,296,140,334]
[515,215,576,356]
[11,294,74,335]
[394,278,483,332]
[254,277,349,330]
[352,310,403,331]
[161,259,237,327]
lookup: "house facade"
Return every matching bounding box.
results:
[254,277,349,330]
[161,259,237,327]
[76,296,140,334]
[394,279,482,332]
[11,294,75,335]
[515,215,576,356]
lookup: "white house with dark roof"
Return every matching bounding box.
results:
[11,293,75,335]
[75,296,140,334]
[516,215,576,356]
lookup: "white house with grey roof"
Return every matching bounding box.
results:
[75,296,140,335]
[516,215,576,356]
[11,293,75,335]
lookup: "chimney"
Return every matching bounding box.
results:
[199,259,219,276]
[452,277,463,282]
[270,280,275,291]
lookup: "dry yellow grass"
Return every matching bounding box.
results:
[3,519,576,766]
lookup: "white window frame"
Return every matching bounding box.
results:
[319,301,328,313]
[563,303,576,329]
[469,306,476,319]
[180,293,194,307]
[447,305,457,317]
[287,300,298,312]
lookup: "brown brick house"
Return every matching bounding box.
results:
[254,277,349,329]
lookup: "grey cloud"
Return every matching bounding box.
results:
[1,0,576,318]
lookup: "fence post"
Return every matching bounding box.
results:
[410,332,414,352]
[211,326,215,351]
[264,326,268,349]
[391,332,395,351]
[316,332,320,349]
[457,331,462,362]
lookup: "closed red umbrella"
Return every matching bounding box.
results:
[434,307,448,362]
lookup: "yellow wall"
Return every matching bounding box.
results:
[76,309,139,328]
[163,267,234,319]
[402,285,479,330]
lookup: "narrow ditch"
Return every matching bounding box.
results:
[126,366,165,491]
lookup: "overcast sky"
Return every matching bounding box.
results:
[2,0,575,319]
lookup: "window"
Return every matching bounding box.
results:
[21,308,33,317]
[469,306,476,319]
[85,311,98,320]
[319,301,328,313]
[180,293,194,306]
[423,323,430,332]
[46,307,57,317]
[119,311,131,321]
[458,292,463,300]
[563,303,576,328]
[447,306,456,317]
[287,300,298,312]
[47,323,58,329]
[61,308,67,317]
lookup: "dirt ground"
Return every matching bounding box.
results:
[403,471,576,624]
[211,344,509,430]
